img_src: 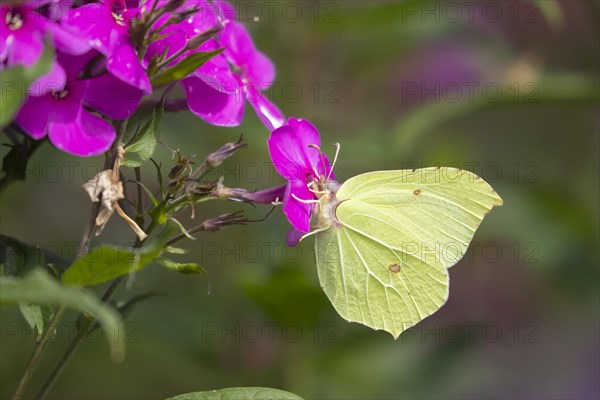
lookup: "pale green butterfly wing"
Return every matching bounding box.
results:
[315,167,503,338]
[315,220,449,338]
[335,167,503,268]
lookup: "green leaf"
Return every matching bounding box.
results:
[0,270,125,360]
[168,217,196,240]
[166,387,304,400]
[138,230,169,267]
[0,40,54,127]
[61,225,176,286]
[150,49,223,86]
[122,102,164,168]
[123,103,155,143]
[0,234,46,277]
[61,242,162,287]
[157,258,204,274]
[61,246,138,286]
[1,235,57,339]
[133,179,159,207]
[18,303,54,340]
[150,158,166,199]
[157,257,210,294]
[164,246,188,255]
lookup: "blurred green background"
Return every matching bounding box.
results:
[1,1,599,399]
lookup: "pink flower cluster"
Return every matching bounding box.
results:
[2,0,332,240]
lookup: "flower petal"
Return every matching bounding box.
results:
[267,118,323,180]
[16,94,54,139]
[182,75,244,126]
[44,19,91,55]
[221,21,255,69]
[219,19,275,87]
[318,154,334,179]
[212,0,237,23]
[48,104,115,156]
[107,32,151,93]
[286,227,304,247]
[287,117,321,150]
[7,30,44,67]
[245,84,285,131]
[248,50,275,88]
[282,179,314,233]
[83,73,143,119]
[57,50,100,81]
[64,3,114,54]
[196,52,239,93]
[30,59,66,96]
[268,126,309,180]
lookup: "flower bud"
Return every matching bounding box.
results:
[205,135,248,168]
[202,212,247,232]
[166,6,199,25]
[191,180,219,196]
[164,0,186,12]
[187,26,221,50]
[212,184,286,204]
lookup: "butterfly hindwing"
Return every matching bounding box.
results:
[315,216,449,339]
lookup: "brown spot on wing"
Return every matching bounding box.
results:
[413,189,421,196]
[389,263,401,273]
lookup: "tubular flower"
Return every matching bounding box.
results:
[268,117,332,235]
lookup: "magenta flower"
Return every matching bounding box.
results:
[16,51,143,156]
[63,0,151,93]
[1,2,46,67]
[218,17,285,131]
[1,0,89,87]
[147,0,283,130]
[268,117,332,235]
[146,0,240,125]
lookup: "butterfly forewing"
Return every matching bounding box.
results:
[335,167,503,269]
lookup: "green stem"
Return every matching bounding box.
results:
[166,193,214,213]
[34,277,124,400]
[134,167,145,226]
[36,220,158,400]
[10,307,67,400]
[10,120,128,399]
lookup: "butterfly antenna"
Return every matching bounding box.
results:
[327,143,340,180]
[308,144,328,179]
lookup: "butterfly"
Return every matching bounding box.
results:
[268,117,502,338]
[310,166,503,338]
